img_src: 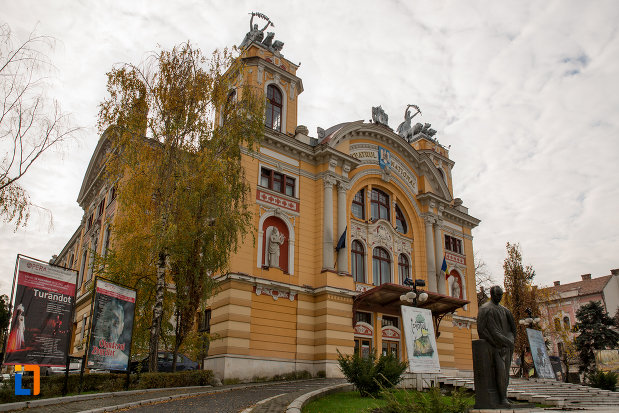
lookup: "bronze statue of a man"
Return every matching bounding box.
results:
[476,285,516,406]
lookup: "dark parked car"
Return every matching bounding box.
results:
[131,351,198,373]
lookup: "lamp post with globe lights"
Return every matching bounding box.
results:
[400,278,428,306]
[518,307,541,378]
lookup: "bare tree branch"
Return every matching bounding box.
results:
[0,23,80,228]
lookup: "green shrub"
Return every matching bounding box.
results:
[337,350,407,397]
[586,370,618,391]
[0,370,214,404]
[316,370,326,378]
[378,387,474,413]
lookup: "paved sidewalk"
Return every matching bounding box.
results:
[0,379,337,413]
[248,379,345,413]
[124,379,344,413]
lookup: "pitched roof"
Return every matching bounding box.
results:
[551,275,611,297]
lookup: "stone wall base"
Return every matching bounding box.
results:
[204,354,344,381]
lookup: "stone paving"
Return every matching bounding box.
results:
[0,379,340,413]
[123,379,343,413]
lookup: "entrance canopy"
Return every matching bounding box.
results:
[353,283,469,336]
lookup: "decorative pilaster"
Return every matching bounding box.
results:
[434,218,446,295]
[323,175,337,269]
[423,215,437,292]
[337,182,349,273]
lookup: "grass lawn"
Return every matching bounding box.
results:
[302,391,386,413]
[303,388,476,413]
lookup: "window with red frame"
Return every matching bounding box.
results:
[372,247,391,286]
[395,204,407,233]
[370,189,390,221]
[444,235,463,255]
[351,240,365,283]
[398,254,410,284]
[352,189,365,220]
[260,167,295,197]
[265,85,282,131]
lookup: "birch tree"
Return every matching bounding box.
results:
[98,42,264,371]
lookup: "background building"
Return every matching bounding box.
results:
[539,269,619,370]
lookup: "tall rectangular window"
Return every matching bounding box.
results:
[370,189,390,221]
[352,190,364,220]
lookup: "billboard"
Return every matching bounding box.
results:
[526,328,556,379]
[86,278,136,371]
[4,257,77,367]
[401,306,440,373]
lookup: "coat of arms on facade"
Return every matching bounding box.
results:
[378,146,391,171]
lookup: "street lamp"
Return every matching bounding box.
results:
[517,307,541,378]
[400,278,428,306]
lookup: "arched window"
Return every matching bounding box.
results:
[398,254,409,284]
[395,204,407,233]
[563,316,570,330]
[352,189,365,220]
[265,85,282,131]
[351,240,365,283]
[222,89,236,125]
[370,189,390,221]
[372,247,391,286]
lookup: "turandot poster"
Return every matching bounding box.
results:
[526,328,556,379]
[4,256,77,366]
[401,306,440,373]
[87,279,136,371]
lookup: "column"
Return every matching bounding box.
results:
[337,181,349,273]
[323,175,336,269]
[435,219,446,295]
[424,216,437,292]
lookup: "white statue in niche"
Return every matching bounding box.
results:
[266,226,285,268]
[448,274,462,298]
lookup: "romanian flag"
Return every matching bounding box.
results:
[441,255,448,277]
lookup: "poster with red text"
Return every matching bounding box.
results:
[87,279,136,371]
[4,257,77,366]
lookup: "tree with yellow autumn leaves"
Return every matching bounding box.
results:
[97,42,264,371]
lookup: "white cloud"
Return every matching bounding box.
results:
[1,0,618,293]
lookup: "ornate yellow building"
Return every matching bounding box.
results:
[53,22,480,380]
[203,36,480,379]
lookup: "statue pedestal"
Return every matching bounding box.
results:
[472,339,501,409]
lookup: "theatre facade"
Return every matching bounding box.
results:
[204,36,481,379]
[53,22,481,380]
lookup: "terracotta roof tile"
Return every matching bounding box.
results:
[550,275,611,297]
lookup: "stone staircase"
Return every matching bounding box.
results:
[438,376,619,409]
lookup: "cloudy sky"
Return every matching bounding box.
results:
[1,0,618,296]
